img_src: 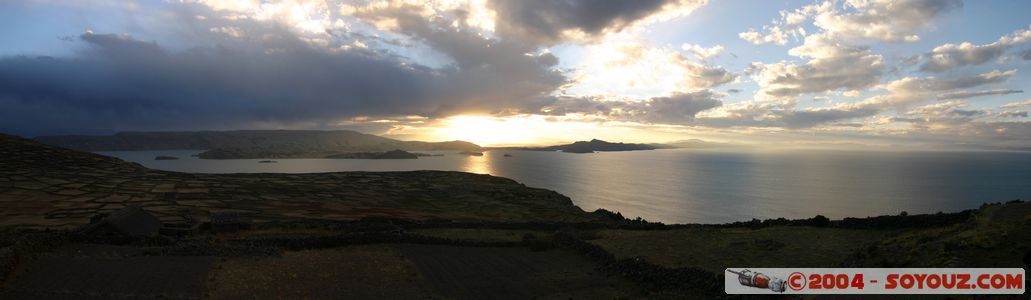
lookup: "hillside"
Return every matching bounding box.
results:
[0,133,593,227]
[35,130,481,159]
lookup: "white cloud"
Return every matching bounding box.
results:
[738,1,828,45]
[739,0,958,45]
[812,0,961,42]
[921,25,1031,72]
[1000,98,1031,109]
[680,43,723,60]
[749,37,884,101]
[740,0,965,102]
[739,27,789,46]
[861,69,1017,109]
[742,0,959,102]
[567,38,736,98]
[189,0,335,34]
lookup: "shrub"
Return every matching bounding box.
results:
[809,215,831,227]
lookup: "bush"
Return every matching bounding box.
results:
[809,215,831,227]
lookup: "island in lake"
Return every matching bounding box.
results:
[1,133,1027,299]
[507,139,674,153]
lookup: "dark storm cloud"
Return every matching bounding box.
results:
[0,7,566,136]
[351,4,566,114]
[486,0,690,45]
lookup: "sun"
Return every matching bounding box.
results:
[433,116,538,146]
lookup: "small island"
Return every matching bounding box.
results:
[154,155,179,160]
[513,139,672,154]
[458,151,484,156]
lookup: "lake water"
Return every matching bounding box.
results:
[98,149,1031,224]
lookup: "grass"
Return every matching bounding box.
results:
[855,202,1031,268]
[408,228,546,243]
[207,245,438,299]
[589,226,891,273]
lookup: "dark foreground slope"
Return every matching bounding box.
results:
[0,134,593,227]
[2,134,1028,299]
[35,130,481,159]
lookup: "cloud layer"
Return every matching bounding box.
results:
[0,0,1029,149]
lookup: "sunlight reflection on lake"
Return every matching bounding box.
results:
[460,154,492,175]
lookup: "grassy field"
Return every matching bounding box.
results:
[849,202,1031,268]
[208,245,438,299]
[2,244,216,299]
[409,228,546,243]
[4,202,1029,299]
[395,244,638,299]
[588,227,891,272]
[206,243,638,299]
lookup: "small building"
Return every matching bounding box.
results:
[81,206,161,237]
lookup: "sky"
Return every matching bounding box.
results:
[1,0,1030,149]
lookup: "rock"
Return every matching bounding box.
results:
[80,206,161,237]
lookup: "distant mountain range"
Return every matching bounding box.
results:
[509,139,674,153]
[35,130,481,159]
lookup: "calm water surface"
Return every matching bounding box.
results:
[98,149,1031,224]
